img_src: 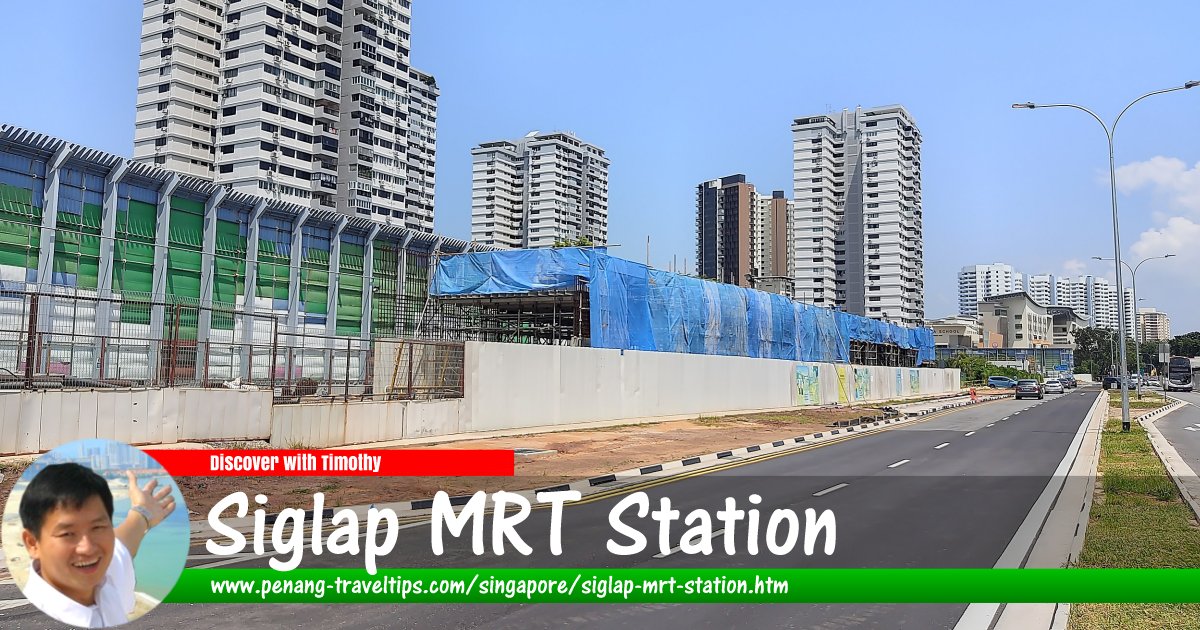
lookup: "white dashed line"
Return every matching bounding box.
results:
[1186,427,1198,432]
[1002,416,1010,420]
[986,423,995,427]
[935,442,950,449]
[965,431,976,437]
[813,483,849,497]
[888,459,910,468]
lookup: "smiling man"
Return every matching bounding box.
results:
[18,463,176,628]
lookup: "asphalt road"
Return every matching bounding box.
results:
[1157,390,1200,470]
[0,389,1101,630]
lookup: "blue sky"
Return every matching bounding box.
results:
[3,1,1198,330]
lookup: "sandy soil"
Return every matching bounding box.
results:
[174,405,878,515]
[0,393,984,521]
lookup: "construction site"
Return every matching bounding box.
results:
[0,125,956,456]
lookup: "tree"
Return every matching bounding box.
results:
[552,236,595,248]
[947,353,1041,384]
[1171,332,1200,358]
[1070,326,1116,376]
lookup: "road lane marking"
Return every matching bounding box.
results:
[1186,427,1198,432]
[1002,416,1010,420]
[986,423,995,427]
[965,431,976,436]
[655,529,726,558]
[935,442,950,449]
[888,459,910,468]
[813,483,848,497]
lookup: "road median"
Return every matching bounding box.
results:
[1070,392,1200,629]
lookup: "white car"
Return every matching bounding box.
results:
[1043,378,1065,394]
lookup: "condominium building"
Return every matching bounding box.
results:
[132,0,439,232]
[469,131,609,249]
[791,105,924,326]
[753,190,791,282]
[1026,273,1057,308]
[695,174,755,287]
[957,263,1025,316]
[1138,307,1171,342]
[993,272,1132,331]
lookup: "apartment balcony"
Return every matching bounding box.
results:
[318,11,343,35]
[313,158,337,175]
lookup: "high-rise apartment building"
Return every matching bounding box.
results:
[1026,273,1057,308]
[754,190,791,281]
[133,0,438,232]
[1026,274,1132,329]
[469,131,609,249]
[791,106,924,326]
[1138,307,1171,342]
[957,263,1025,316]
[696,175,755,287]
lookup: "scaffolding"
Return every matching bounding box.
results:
[851,341,920,367]
[420,280,591,346]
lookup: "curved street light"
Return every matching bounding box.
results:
[1093,254,1175,397]
[1013,82,1198,431]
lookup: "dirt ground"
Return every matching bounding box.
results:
[173,405,887,515]
[0,393,988,518]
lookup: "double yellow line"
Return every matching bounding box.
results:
[391,397,1002,522]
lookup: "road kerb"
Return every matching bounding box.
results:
[188,395,1007,543]
[1142,397,1198,520]
[956,390,1104,630]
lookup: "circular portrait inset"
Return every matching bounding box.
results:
[2,439,189,628]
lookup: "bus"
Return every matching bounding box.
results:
[1165,356,1195,392]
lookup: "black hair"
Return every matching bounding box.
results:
[19,462,114,539]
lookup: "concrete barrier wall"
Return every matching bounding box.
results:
[0,389,272,455]
[2,341,961,454]
[463,342,959,433]
[269,398,463,448]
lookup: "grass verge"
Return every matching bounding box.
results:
[1069,409,1200,628]
[1107,390,1169,409]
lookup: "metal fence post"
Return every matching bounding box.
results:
[406,342,414,400]
[24,293,39,389]
[270,317,279,394]
[344,337,351,401]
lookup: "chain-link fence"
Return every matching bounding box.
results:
[0,288,465,400]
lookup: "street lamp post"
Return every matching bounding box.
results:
[1092,254,1175,398]
[1013,81,1199,431]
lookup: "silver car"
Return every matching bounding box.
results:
[1043,378,1065,394]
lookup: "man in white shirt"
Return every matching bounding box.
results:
[19,462,176,628]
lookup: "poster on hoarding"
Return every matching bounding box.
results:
[796,365,821,406]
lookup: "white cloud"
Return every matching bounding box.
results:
[1129,217,1199,330]
[1062,258,1087,274]
[1115,156,1200,215]
[1132,216,1200,263]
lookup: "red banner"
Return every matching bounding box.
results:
[144,449,514,477]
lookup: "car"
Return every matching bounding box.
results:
[1145,377,1161,388]
[1060,375,1077,389]
[988,376,1019,389]
[1043,378,1065,394]
[1015,379,1044,400]
[1102,375,1122,390]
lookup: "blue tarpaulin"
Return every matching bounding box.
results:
[432,248,936,364]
